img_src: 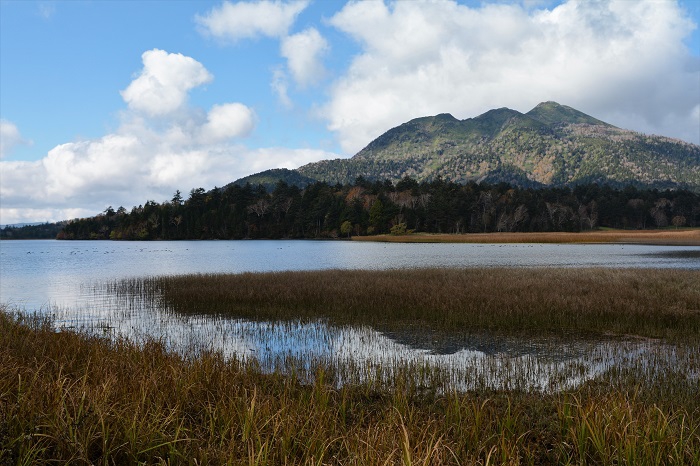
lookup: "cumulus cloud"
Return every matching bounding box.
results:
[196,0,309,42]
[0,120,32,159]
[0,122,336,224]
[120,49,213,117]
[199,103,256,142]
[324,0,699,154]
[0,49,338,225]
[281,28,329,87]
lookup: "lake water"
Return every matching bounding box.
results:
[2,239,699,310]
[2,239,699,391]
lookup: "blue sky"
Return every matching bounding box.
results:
[1,0,699,225]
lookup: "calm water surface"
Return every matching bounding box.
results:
[2,239,698,391]
[2,239,698,309]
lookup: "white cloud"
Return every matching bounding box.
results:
[120,49,213,117]
[281,28,329,87]
[196,0,309,42]
[244,147,338,173]
[0,49,340,225]
[199,103,256,142]
[0,208,91,226]
[0,119,32,159]
[271,67,293,108]
[0,124,336,224]
[324,0,700,154]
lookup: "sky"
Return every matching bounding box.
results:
[1,0,699,225]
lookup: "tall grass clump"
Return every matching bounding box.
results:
[131,268,700,341]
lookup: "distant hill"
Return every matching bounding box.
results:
[229,168,317,191]
[0,221,67,239]
[236,102,700,191]
[0,222,44,229]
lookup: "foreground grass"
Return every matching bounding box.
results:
[131,268,700,342]
[353,229,700,245]
[1,309,699,465]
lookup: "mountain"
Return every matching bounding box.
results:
[240,102,700,191]
[0,221,68,240]
[525,101,611,127]
[229,168,317,191]
[0,222,45,228]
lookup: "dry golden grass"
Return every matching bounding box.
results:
[353,228,700,245]
[2,309,699,465]
[139,268,700,341]
[4,266,700,464]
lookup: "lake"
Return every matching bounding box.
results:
[2,239,699,391]
[2,239,699,310]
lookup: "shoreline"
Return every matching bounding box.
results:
[352,228,700,246]
[4,228,700,246]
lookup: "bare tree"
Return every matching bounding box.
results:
[247,199,270,218]
[672,215,686,228]
[650,198,671,228]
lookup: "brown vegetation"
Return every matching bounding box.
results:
[353,228,700,245]
[1,309,699,465]
[3,267,700,463]
[136,268,700,341]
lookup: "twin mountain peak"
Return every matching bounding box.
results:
[236,102,700,191]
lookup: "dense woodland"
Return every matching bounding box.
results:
[0,222,67,240]
[52,177,699,240]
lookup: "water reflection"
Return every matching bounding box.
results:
[48,288,694,393]
[3,240,698,392]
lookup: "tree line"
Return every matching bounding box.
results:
[52,177,699,241]
[0,222,67,240]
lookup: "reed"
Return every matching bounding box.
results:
[1,309,698,465]
[126,268,700,341]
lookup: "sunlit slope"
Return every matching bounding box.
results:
[283,102,700,190]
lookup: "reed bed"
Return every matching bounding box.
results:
[352,229,700,245]
[125,268,700,342]
[2,309,699,465]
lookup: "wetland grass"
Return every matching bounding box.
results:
[3,267,700,464]
[132,268,700,341]
[2,310,699,465]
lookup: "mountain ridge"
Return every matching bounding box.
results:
[236,102,700,191]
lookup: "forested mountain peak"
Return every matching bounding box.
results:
[226,103,699,191]
[292,102,700,190]
[466,107,547,138]
[228,168,316,191]
[525,101,612,127]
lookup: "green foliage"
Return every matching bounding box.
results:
[369,199,385,232]
[390,222,408,235]
[340,220,352,238]
[57,177,700,240]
